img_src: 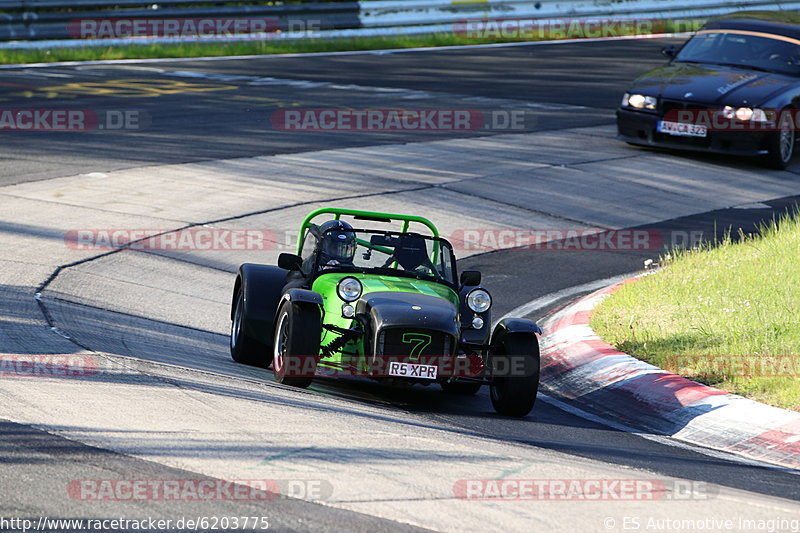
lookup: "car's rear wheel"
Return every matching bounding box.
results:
[763,110,796,169]
[489,334,540,417]
[441,380,482,395]
[273,301,320,388]
[230,290,268,366]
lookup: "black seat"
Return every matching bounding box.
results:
[392,235,430,271]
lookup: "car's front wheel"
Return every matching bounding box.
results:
[763,110,796,169]
[489,334,540,417]
[273,300,320,388]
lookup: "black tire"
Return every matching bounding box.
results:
[441,380,482,395]
[489,334,540,417]
[273,301,320,388]
[763,110,796,169]
[230,290,268,366]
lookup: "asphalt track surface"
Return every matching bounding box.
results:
[1,38,660,185]
[2,37,800,531]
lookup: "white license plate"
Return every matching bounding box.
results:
[657,120,708,138]
[388,362,438,379]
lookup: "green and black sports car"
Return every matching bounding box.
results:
[229,207,541,417]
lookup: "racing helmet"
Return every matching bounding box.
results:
[318,220,356,264]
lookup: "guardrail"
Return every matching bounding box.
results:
[1,0,800,46]
[0,1,361,41]
[360,0,800,28]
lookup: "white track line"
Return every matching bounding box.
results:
[495,271,640,325]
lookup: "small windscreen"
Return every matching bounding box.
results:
[313,229,457,285]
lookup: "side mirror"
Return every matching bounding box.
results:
[460,270,481,287]
[278,253,303,271]
[661,45,677,59]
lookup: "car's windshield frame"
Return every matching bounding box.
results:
[309,228,458,288]
[675,29,800,76]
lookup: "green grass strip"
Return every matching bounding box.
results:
[591,212,800,411]
[0,18,705,65]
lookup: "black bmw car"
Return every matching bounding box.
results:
[617,11,800,169]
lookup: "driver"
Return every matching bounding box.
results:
[316,220,356,267]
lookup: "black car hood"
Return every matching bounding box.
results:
[356,291,458,335]
[629,62,795,106]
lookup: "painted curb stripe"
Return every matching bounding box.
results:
[540,277,800,470]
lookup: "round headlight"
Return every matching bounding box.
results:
[627,94,657,110]
[722,106,736,119]
[337,277,362,302]
[466,288,492,313]
[628,94,646,108]
[736,107,754,121]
